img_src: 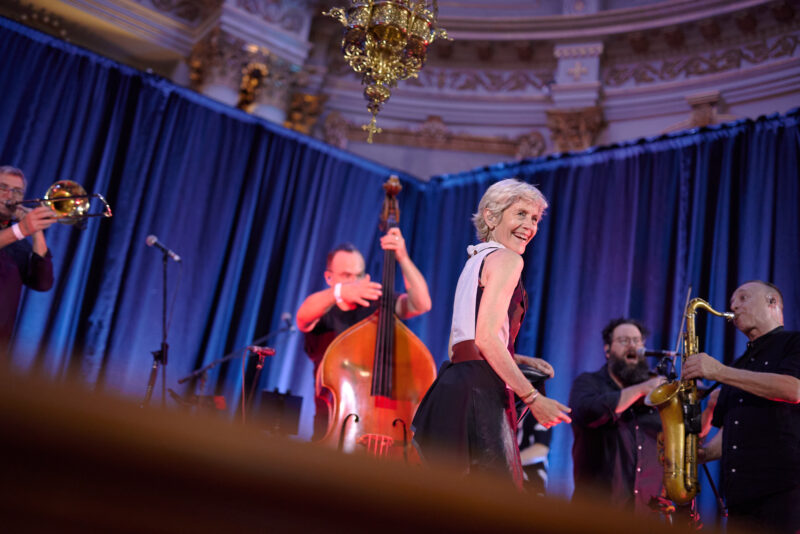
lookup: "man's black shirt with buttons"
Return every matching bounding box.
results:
[711,326,800,510]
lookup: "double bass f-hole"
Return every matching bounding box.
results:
[337,413,360,452]
[392,418,409,463]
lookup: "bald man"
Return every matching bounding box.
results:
[685,280,800,533]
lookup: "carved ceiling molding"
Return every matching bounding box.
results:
[439,0,775,40]
[605,7,800,63]
[189,26,303,109]
[131,0,223,25]
[325,55,555,95]
[546,106,606,153]
[406,68,551,93]
[322,33,557,71]
[327,65,552,94]
[322,113,547,159]
[604,32,800,87]
[554,44,604,59]
[234,0,309,35]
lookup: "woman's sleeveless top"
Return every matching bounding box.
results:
[450,241,526,358]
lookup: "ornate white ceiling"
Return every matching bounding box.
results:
[2,0,799,176]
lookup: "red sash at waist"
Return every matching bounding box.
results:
[451,340,485,363]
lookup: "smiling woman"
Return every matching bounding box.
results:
[412,178,571,488]
[485,199,542,255]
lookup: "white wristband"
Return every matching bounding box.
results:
[11,223,25,241]
[333,283,343,304]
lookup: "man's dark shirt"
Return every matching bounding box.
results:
[711,327,800,509]
[304,301,381,373]
[570,364,663,513]
[1,223,53,351]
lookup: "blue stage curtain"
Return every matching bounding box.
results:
[418,110,800,520]
[0,18,422,424]
[3,17,799,522]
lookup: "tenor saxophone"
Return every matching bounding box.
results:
[645,298,733,504]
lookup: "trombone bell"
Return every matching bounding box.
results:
[46,180,90,223]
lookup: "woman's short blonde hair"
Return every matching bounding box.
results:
[472,179,548,242]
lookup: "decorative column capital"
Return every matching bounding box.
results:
[546,106,605,153]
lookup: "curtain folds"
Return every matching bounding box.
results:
[1,17,421,414]
[422,115,800,509]
[2,18,799,518]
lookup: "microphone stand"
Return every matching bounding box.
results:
[177,324,292,385]
[245,347,275,414]
[176,321,294,421]
[141,250,169,408]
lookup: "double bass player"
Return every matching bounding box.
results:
[297,229,432,441]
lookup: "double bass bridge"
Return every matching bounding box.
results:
[340,415,410,461]
[356,434,395,456]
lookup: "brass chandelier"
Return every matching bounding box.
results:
[324,1,449,142]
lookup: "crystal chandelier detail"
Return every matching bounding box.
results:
[324,1,450,142]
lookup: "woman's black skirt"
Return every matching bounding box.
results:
[411,360,523,488]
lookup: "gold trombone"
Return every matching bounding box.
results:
[7,180,112,225]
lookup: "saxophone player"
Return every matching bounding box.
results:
[684,281,800,534]
[569,318,666,513]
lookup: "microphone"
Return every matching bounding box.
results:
[280,312,295,332]
[247,346,276,356]
[636,347,680,358]
[146,234,181,262]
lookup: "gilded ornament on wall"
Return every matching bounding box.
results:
[188,27,302,112]
[284,93,328,134]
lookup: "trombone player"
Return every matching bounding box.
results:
[684,281,800,534]
[0,165,56,355]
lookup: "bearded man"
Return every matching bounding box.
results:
[569,318,666,513]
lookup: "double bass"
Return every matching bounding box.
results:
[317,176,436,461]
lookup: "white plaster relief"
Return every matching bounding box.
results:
[605,32,800,88]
